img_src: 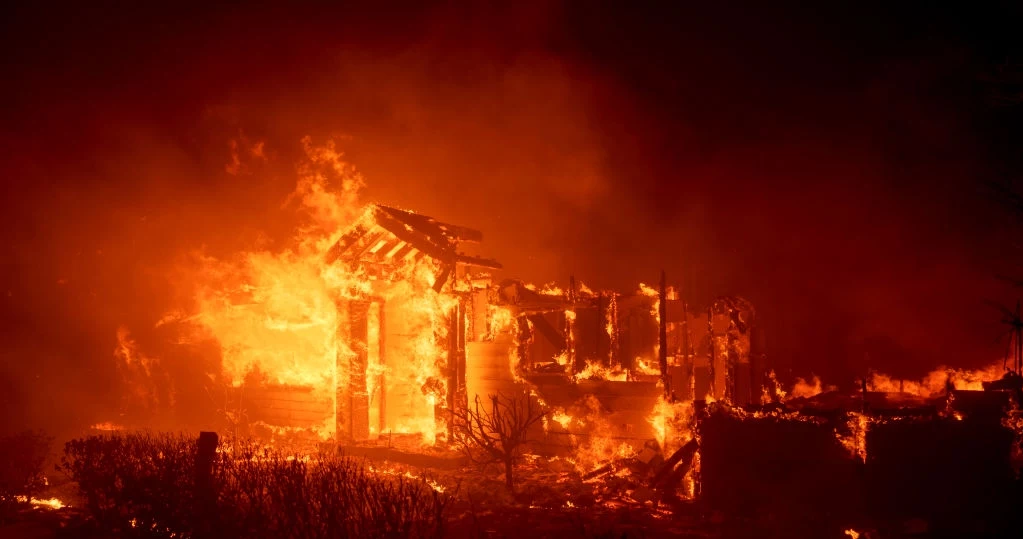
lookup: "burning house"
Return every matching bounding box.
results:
[236,202,759,467]
[238,204,504,444]
[132,195,1022,534]
[85,198,1023,536]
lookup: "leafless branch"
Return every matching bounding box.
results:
[451,392,547,490]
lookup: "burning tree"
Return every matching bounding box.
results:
[452,393,547,490]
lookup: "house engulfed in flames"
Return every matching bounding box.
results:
[239,203,758,455]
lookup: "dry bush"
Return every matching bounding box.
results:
[61,432,198,535]
[60,433,450,538]
[215,443,449,539]
[0,430,52,521]
[452,393,547,490]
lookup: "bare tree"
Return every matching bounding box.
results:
[452,393,547,490]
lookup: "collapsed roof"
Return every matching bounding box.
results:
[324,204,502,291]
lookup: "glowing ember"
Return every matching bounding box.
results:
[15,496,66,510]
[538,283,566,297]
[761,370,787,403]
[837,412,870,461]
[90,421,125,431]
[646,395,694,451]
[551,410,575,429]
[633,357,660,376]
[637,283,658,297]
[869,362,1006,398]
[367,464,446,493]
[789,376,824,399]
[573,360,628,381]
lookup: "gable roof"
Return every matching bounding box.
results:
[324,204,502,274]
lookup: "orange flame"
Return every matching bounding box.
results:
[165,138,457,444]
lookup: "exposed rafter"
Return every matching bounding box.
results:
[324,204,503,275]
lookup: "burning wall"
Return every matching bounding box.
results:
[240,203,504,445]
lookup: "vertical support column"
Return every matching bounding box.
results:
[349,300,371,442]
[710,304,729,402]
[569,276,581,373]
[706,305,716,400]
[447,299,467,420]
[679,297,692,401]
[733,310,752,405]
[335,298,350,441]
[595,293,605,364]
[470,288,488,342]
[659,270,670,399]
[457,299,466,402]
[607,293,619,370]
[377,300,387,436]
[516,315,532,371]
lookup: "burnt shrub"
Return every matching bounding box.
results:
[61,433,449,538]
[61,432,198,535]
[0,430,52,521]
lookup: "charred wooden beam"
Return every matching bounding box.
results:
[517,315,533,370]
[607,293,619,369]
[433,264,453,292]
[447,299,467,438]
[649,438,699,490]
[435,223,484,243]
[372,208,457,265]
[527,313,567,352]
[324,222,371,265]
[583,461,617,481]
[390,242,416,261]
[345,229,388,261]
[368,237,402,260]
[568,276,580,372]
[454,253,503,269]
[376,205,484,243]
[377,301,387,435]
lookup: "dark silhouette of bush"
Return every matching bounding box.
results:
[0,430,53,522]
[60,433,450,538]
[452,393,547,491]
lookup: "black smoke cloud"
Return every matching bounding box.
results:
[2,2,1022,434]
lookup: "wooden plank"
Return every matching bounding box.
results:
[454,253,503,269]
[376,205,484,243]
[372,208,456,264]
[324,222,370,265]
[432,263,452,292]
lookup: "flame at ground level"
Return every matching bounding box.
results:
[14,496,67,510]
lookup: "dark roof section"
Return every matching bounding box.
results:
[324,204,502,271]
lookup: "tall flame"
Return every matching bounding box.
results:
[167,137,455,443]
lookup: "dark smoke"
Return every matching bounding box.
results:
[2,2,1022,434]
